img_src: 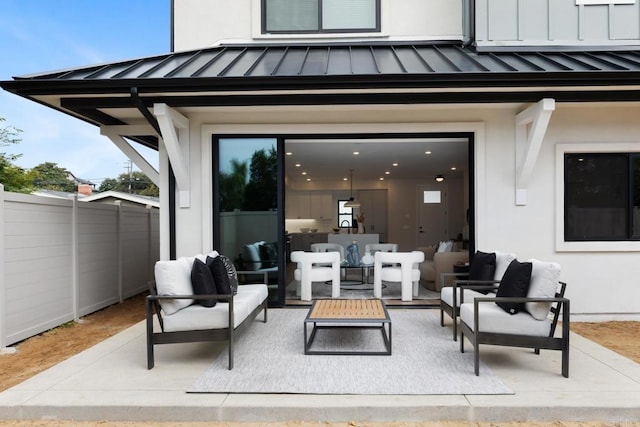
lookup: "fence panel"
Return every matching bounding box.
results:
[3,193,74,345]
[77,202,120,317]
[0,187,159,347]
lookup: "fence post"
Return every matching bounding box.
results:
[72,195,80,321]
[116,201,123,303]
[0,184,8,350]
[147,205,154,283]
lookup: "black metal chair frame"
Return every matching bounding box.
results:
[146,282,268,370]
[459,281,569,378]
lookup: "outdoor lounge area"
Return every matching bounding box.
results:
[0,309,638,423]
[18,250,627,422]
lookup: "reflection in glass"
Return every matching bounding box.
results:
[218,138,279,301]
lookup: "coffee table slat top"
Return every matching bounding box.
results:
[308,299,388,320]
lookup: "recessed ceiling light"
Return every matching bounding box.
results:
[385,171,391,175]
[343,177,348,181]
[451,166,457,171]
[425,151,432,155]
[301,171,307,175]
[392,162,399,167]
[353,151,360,155]
[286,152,293,156]
[379,177,384,181]
[295,163,301,167]
[306,178,311,182]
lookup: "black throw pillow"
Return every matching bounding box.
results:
[258,242,278,268]
[468,251,497,294]
[495,259,532,314]
[207,255,234,295]
[190,258,217,307]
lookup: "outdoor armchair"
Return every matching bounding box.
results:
[459,265,569,377]
[440,251,517,340]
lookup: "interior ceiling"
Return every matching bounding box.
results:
[284,138,468,186]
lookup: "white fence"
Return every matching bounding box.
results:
[0,185,159,348]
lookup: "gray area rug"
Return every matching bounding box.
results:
[188,308,513,395]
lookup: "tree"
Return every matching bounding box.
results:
[219,159,248,212]
[97,171,158,197]
[0,118,30,193]
[28,162,75,192]
[243,147,277,211]
[98,177,118,192]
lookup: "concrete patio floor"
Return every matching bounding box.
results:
[0,310,639,424]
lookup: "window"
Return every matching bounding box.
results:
[564,153,640,241]
[337,200,354,228]
[263,0,380,34]
[423,191,441,204]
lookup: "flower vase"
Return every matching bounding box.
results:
[358,223,364,234]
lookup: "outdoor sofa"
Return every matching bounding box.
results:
[146,251,268,370]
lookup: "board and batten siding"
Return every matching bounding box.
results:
[0,186,159,347]
[475,0,640,47]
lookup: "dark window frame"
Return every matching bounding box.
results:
[261,0,381,34]
[564,152,640,242]
[337,199,354,228]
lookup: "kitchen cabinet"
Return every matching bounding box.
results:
[310,192,334,219]
[286,192,311,219]
[287,191,333,220]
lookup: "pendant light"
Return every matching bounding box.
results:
[345,169,361,208]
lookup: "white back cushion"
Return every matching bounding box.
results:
[526,259,561,320]
[494,252,517,281]
[154,258,194,315]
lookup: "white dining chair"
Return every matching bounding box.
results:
[291,250,341,301]
[373,251,424,302]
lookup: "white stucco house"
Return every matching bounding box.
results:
[3,0,640,317]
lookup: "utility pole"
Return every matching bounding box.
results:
[124,160,133,193]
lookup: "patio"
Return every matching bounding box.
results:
[0,310,639,424]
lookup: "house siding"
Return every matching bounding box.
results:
[172,0,464,52]
[476,0,640,48]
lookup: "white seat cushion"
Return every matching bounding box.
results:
[237,284,269,308]
[460,302,552,337]
[380,266,420,282]
[162,284,267,332]
[441,286,493,308]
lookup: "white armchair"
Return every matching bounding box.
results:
[291,250,341,301]
[373,251,424,302]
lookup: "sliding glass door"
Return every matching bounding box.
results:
[213,137,285,306]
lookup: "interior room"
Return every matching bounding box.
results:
[282,136,471,304]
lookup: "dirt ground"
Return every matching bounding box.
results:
[0,295,639,427]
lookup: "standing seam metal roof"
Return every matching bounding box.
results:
[13,43,640,83]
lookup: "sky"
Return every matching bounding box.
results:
[0,0,170,187]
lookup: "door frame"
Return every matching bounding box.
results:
[204,124,481,306]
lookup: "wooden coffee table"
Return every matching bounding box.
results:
[303,299,391,355]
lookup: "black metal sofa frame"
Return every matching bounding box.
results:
[459,281,569,378]
[146,281,268,370]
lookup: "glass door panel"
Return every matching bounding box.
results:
[216,137,283,305]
